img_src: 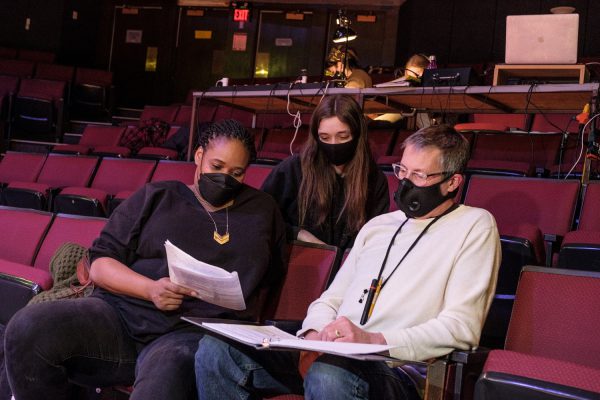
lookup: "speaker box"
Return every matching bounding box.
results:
[422,67,480,87]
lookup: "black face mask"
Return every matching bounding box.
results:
[318,138,358,166]
[198,173,243,207]
[394,177,456,218]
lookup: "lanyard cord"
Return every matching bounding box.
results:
[359,203,459,325]
[379,203,459,289]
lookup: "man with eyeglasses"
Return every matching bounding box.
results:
[195,124,501,400]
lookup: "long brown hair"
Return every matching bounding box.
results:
[298,95,374,234]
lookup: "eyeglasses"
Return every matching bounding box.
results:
[392,163,450,185]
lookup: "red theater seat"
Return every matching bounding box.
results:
[475,266,600,400]
[243,164,274,190]
[3,154,99,210]
[258,127,308,164]
[559,182,600,271]
[54,158,156,217]
[464,175,579,347]
[0,151,46,190]
[52,125,130,157]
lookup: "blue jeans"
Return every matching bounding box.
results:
[4,297,202,400]
[195,335,420,400]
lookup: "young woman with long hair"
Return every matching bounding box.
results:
[262,94,389,249]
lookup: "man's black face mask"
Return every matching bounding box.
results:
[394,176,456,218]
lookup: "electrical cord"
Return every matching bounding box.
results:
[564,113,600,180]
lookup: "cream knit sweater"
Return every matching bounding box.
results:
[300,205,501,361]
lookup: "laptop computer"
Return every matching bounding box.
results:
[505,14,579,64]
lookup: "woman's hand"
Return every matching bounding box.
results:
[147,277,197,311]
[297,229,326,245]
[316,316,386,344]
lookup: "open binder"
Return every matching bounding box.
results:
[183,317,402,361]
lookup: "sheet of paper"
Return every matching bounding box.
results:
[165,240,246,310]
[199,322,396,356]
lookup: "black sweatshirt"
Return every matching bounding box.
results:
[261,155,389,250]
[89,181,286,343]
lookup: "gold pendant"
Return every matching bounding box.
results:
[213,231,230,245]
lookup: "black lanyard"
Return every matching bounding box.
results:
[359,204,458,325]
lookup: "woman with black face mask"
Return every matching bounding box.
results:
[261,95,389,250]
[4,119,286,400]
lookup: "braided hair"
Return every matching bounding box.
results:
[197,119,256,163]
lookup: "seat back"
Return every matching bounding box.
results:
[469,132,562,172]
[258,127,308,162]
[214,105,254,127]
[242,164,274,189]
[464,175,579,238]
[34,63,75,83]
[36,154,99,188]
[0,206,53,265]
[0,75,19,118]
[0,75,19,97]
[531,113,579,133]
[0,152,46,185]
[32,214,107,271]
[0,47,17,59]
[151,160,196,184]
[385,171,399,212]
[91,158,156,195]
[174,105,192,127]
[0,59,35,78]
[139,105,179,124]
[578,182,600,231]
[506,266,600,370]
[367,128,396,160]
[472,114,528,131]
[18,78,66,102]
[79,125,126,147]
[376,129,416,166]
[75,68,113,86]
[272,241,339,320]
[18,49,56,63]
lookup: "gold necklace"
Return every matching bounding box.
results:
[190,185,230,245]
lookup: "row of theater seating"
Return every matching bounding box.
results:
[0,150,599,267]
[76,105,595,178]
[3,202,598,399]
[267,265,600,400]
[0,205,344,397]
[0,168,597,396]
[0,209,106,325]
[0,47,55,63]
[0,66,114,140]
[2,150,600,348]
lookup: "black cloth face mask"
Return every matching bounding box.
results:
[394,176,456,218]
[198,173,243,207]
[318,137,358,166]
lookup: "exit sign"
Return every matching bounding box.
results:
[233,8,249,22]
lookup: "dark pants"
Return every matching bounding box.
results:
[4,297,202,400]
[196,335,421,400]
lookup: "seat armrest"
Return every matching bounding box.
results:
[422,348,490,400]
[543,233,563,267]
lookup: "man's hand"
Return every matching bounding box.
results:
[316,317,387,344]
[147,277,197,311]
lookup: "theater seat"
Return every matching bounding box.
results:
[559,182,600,272]
[475,266,600,400]
[54,158,155,217]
